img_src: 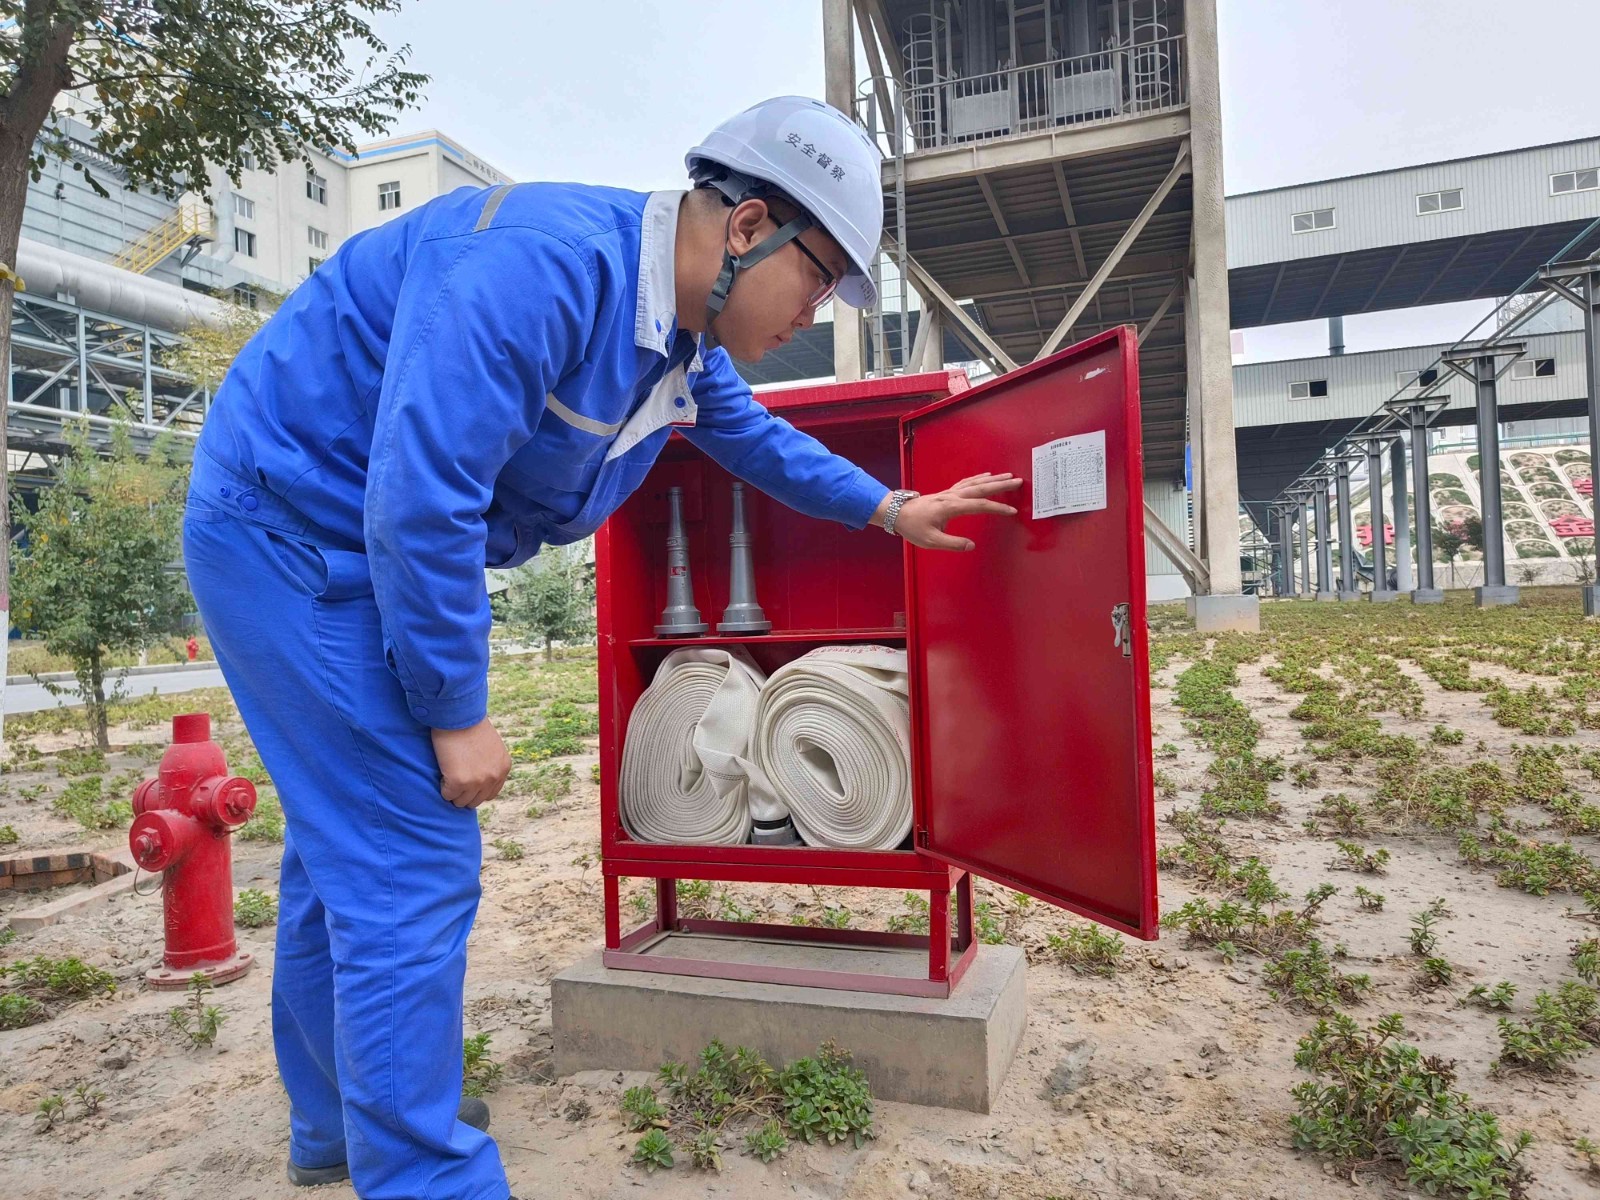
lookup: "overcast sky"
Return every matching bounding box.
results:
[370,0,1600,363]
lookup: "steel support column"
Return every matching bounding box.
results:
[1367,440,1397,602]
[1390,436,1412,594]
[822,0,863,382]
[1335,458,1359,600]
[1408,407,1444,602]
[1274,508,1294,597]
[1540,261,1600,616]
[1465,353,1519,606]
[1314,483,1336,601]
[1299,497,1312,595]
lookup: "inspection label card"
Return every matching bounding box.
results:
[1031,429,1107,519]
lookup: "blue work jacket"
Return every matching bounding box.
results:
[195,183,890,730]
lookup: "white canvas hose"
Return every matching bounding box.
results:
[748,645,913,850]
[619,647,779,845]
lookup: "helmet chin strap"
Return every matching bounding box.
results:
[704,207,815,347]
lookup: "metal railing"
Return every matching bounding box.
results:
[111,200,214,276]
[859,36,1188,155]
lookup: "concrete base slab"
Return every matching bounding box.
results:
[1412,589,1446,605]
[1314,591,1338,602]
[1337,590,1362,601]
[1186,593,1260,633]
[552,938,1026,1113]
[1476,585,1521,608]
[1371,590,1405,603]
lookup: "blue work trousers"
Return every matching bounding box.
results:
[182,456,508,1200]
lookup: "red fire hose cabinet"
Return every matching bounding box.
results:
[595,327,1156,998]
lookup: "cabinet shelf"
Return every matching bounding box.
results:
[628,628,907,650]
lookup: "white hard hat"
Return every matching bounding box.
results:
[687,96,884,309]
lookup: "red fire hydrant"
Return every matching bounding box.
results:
[185,636,199,663]
[128,713,258,989]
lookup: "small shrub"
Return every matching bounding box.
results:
[0,993,48,1029]
[1045,925,1125,976]
[169,974,225,1049]
[622,1085,667,1132]
[4,955,116,998]
[1430,725,1465,746]
[1311,793,1365,836]
[1495,982,1600,1073]
[55,747,107,777]
[1290,1012,1531,1198]
[0,823,18,847]
[34,1094,66,1132]
[1416,957,1455,991]
[1409,903,1445,957]
[233,888,277,929]
[71,1083,104,1117]
[1290,763,1319,789]
[462,1032,504,1097]
[491,837,524,860]
[1331,840,1390,874]
[1264,940,1371,1013]
[505,761,575,807]
[885,892,930,935]
[745,1119,788,1162]
[52,777,131,831]
[1462,982,1518,1011]
[632,1128,674,1173]
[237,792,286,842]
[1572,938,1599,986]
[1353,886,1385,912]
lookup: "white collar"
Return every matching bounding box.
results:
[637,189,704,370]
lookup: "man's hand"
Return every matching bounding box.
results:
[878,472,1023,551]
[432,719,512,808]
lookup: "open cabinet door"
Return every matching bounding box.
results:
[902,327,1157,939]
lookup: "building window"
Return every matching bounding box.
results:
[233,227,257,257]
[1291,208,1335,234]
[1289,379,1329,400]
[232,193,255,220]
[1398,367,1440,390]
[306,168,328,205]
[308,226,328,251]
[239,149,256,171]
[309,256,325,274]
[232,285,259,309]
[1416,188,1462,215]
[1511,357,1557,379]
[1552,168,1599,195]
[378,181,402,212]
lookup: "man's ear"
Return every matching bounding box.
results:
[727,198,771,256]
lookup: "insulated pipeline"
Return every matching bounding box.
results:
[748,645,913,850]
[619,648,773,845]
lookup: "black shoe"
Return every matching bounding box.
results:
[287,1097,493,1186]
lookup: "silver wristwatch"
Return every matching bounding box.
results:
[882,489,920,536]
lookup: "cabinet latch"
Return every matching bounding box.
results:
[1111,602,1132,658]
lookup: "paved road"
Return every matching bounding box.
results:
[4,666,228,715]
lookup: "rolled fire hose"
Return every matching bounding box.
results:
[620,647,785,845]
[748,645,913,851]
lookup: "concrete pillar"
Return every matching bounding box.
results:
[823,0,864,383]
[1390,436,1412,594]
[1579,267,1600,616]
[916,307,945,373]
[1335,458,1360,601]
[1299,498,1312,595]
[1314,484,1336,601]
[1181,0,1255,633]
[1473,355,1519,607]
[1409,407,1443,603]
[1367,441,1398,601]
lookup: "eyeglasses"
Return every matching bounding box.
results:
[791,237,839,310]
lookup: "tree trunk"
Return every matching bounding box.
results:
[543,637,553,663]
[89,654,108,750]
[0,13,78,746]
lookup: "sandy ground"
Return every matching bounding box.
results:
[3,612,1599,1200]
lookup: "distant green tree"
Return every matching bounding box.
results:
[1433,521,1467,588]
[504,545,596,662]
[9,424,187,747]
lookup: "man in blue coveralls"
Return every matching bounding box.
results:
[184,96,1020,1199]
